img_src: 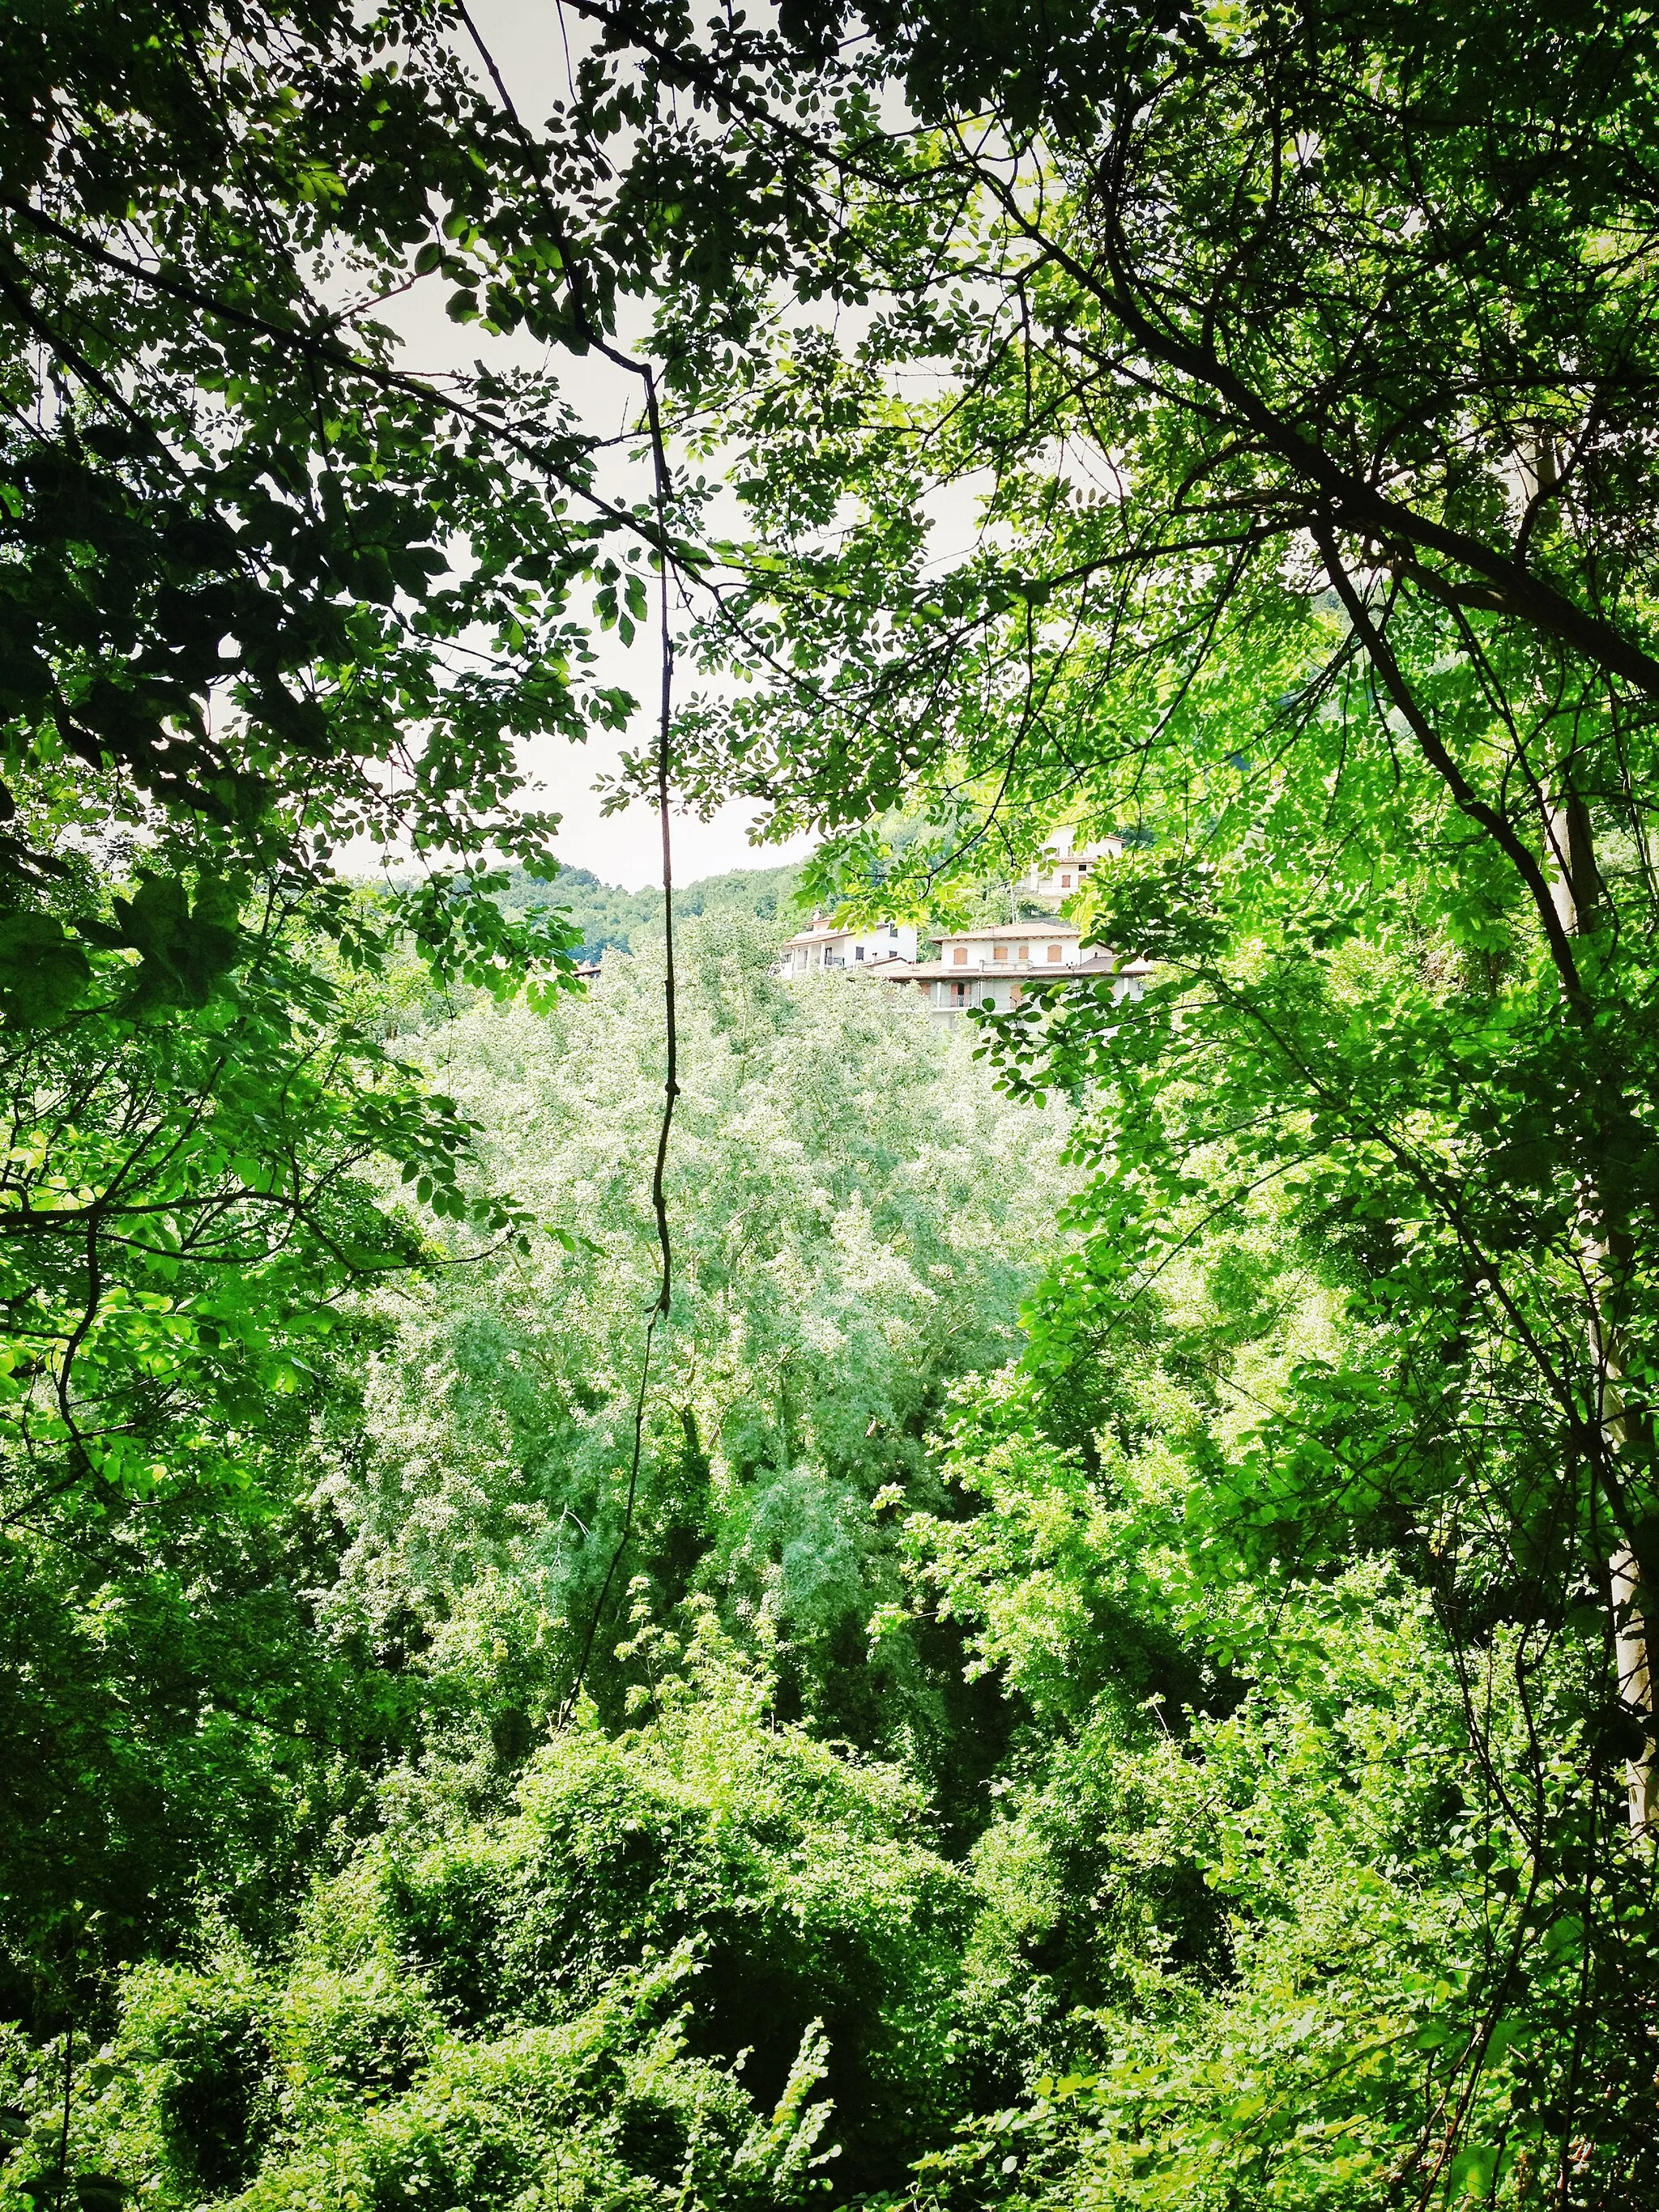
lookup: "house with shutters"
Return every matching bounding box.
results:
[875,918,1149,1020]
[776,914,920,975]
[1015,827,1124,910]
[775,829,1145,1016]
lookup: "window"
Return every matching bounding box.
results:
[887,922,898,937]
[1060,872,1072,888]
[1017,943,1030,961]
[992,944,1008,962]
[1047,944,1062,962]
[855,944,865,961]
[953,945,968,965]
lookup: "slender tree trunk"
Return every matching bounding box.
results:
[1610,1552,1657,1833]
[1545,786,1657,1836]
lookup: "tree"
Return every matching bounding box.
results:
[0,891,542,2013]
[609,2,1659,2192]
[0,0,882,993]
[14,1,1659,2192]
[315,921,1071,1781]
[0,0,870,2026]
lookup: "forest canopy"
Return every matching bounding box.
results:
[4,3,1659,2210]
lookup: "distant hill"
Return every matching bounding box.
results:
[498,860,805,964]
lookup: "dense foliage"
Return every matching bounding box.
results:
[7,2,1659,2209]
[320,929,1068,1769]
[11,927,1650,2211]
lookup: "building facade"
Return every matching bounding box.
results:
[875,919,1149,1019]
[775,829,1145,1016]
[1015,827,1124,909]
[777,915,919,974]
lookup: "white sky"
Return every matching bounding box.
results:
[378,0,817,893]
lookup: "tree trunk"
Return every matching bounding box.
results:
[1545,786,1657,1837]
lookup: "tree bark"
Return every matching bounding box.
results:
[1545,784,1657,1837]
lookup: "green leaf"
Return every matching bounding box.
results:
[0,909,92,1025]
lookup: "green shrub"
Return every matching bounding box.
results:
[237,1958,834,2212]
[117,1959,275,2197]
[373,1630,975,2193]
[39,1638,973,2212]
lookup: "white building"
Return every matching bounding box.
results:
[1015,827,1124,910]
[875,918,1149,1020]
[777,914,919,975]
[775,831,1145,1016]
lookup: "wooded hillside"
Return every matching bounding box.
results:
[2,4,1657,2208]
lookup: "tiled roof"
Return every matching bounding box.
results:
[938,920,1081,942]
[778,926,907,949]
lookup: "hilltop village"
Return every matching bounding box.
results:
[775,829,1149,1016]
